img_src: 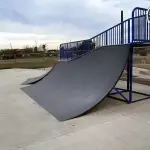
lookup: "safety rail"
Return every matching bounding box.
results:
[60,7,150,59]
[132,7,150,42]
[60,39,91,59]
[91,18,132,48]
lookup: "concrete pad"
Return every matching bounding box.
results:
[15,117,150,150]
[102,84,150,124]
[105,98,150,124]
[0,69,150,150]
[116,81,150,94]
[0,68,50,86]
[0,86,65,149]
[0,69,122,150]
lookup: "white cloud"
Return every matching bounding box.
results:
[0,0,149,49]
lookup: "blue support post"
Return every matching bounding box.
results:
[129,45,134,103]
[127,55,130,91]
[121,10,124,44]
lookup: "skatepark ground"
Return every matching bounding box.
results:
[0,68,150,150]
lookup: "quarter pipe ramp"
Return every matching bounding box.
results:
[22,45,130,121]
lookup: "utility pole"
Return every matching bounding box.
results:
[10,43,16,61]
[35,41,37,47]
[34,41,38,52]
[10,43,12,49]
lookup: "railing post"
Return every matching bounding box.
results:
[132,9,135,42]
[129,45,133,103]
[144,11,147,40]
[128,19,130,43]
[66,43,69,60]
[121,10,124,44]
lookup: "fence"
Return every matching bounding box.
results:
[91,18,132,48]
[60,7,150,59]
[132,7,150,42]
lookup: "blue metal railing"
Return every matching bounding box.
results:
[132,7,150,42]
[91,18,132,48]
[60,39,91,59]
[60,7,150,59]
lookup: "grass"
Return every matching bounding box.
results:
[0,57,58,69]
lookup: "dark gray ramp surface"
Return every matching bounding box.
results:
[22,61,65,85]
[22,45,130,121]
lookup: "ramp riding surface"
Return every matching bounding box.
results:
[22,45,130,121]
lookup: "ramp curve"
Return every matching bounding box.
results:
[22,61,65,85]
[22,70,51,85]
[22,45,130,121]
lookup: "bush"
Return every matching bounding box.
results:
[140,50,147,56]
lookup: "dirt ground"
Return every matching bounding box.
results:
[134,56,150,64]
[122,55,150,85]
[134,64,150,70]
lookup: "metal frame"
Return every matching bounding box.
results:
[109,44,150,103]
[132,7,150,42]
[60,7,150,103]
[60,17,132,59]
[109,7,150,103]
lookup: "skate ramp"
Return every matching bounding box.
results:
[22,45,130,121]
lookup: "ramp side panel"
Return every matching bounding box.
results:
[22,45,130,121]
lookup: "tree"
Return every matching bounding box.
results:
[24,47,33,53]
[34,46,38,53]
[42,44,46,53]
[140,50,147,56]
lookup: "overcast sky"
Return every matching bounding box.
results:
[0,0,149,49]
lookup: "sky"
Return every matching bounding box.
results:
[0,0,150,49]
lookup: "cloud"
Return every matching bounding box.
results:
[0,0,149,49]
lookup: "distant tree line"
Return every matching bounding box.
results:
[0,45,59,60]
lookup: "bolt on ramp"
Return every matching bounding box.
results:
[21,45,130,121]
